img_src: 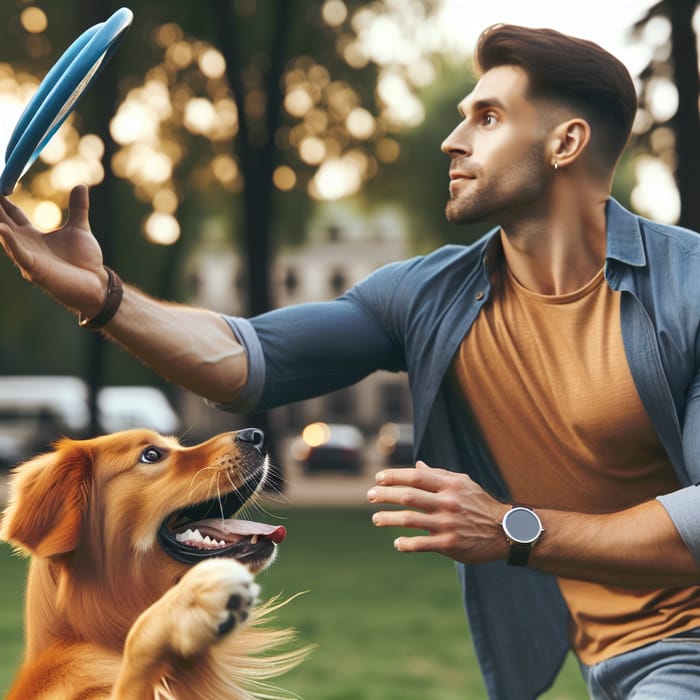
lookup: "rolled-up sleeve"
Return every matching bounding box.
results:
[212,259,411,413]
[214,315,266,413]
[657,382,700,566]
[657,486,700,565]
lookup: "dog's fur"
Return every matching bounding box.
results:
[1,428,308,699]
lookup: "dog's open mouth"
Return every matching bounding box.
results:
[157,466,286,567]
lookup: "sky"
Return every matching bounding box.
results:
[436,0,657,74]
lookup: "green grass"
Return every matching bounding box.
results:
[0,507,588,699]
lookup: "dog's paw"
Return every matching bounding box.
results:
[169,558,260,658]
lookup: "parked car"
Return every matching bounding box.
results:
[291,422,366,474]
[97,385,180,434]
[0,375,89,468]
[0,376,180,469]
[376,421,414,466]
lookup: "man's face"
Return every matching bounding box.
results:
[441,65,551,226]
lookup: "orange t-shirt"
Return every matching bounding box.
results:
[450,257,700,665]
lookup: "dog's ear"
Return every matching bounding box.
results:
[0,439,92,558]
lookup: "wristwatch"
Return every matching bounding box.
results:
[501,506,544,566]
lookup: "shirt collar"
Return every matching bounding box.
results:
[605,197,647,268]
[480,228,503,276]
[477,198,646,278]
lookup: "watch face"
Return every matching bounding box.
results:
[503,507,542,544]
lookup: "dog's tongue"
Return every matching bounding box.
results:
[189,518,287,543]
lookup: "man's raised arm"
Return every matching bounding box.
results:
[0,185,248,405]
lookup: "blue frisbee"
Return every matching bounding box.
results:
[0,7,133,195]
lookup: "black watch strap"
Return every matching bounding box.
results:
[507,542,532,566]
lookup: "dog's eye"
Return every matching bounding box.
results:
[140,446,164,464]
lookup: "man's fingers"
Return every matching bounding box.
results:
[0,195,32,226]
[0,221,36,274]
[393,533,451,553]
[371,509,450,554]
[367,485,439,512]
[375,464,444,492]
[67,185,90,231]
[371,508,434,531]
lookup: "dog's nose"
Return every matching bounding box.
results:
[236,428,266,455]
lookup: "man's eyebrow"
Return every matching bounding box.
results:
[458,97,508,117]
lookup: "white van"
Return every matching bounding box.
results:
[0,376,180,468]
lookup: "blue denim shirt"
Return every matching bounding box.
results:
[222,198,700,699]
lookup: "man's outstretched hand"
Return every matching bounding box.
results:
[0,185,108,317]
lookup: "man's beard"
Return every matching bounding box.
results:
[445,180,505,226]
[445,147,546,226]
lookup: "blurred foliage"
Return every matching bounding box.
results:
[364,55,486,250]
[0,0,446,380]
[631,0,700,230]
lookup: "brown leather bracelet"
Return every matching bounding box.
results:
[78,266,124,330]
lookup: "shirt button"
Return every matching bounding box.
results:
[475,291,484,301]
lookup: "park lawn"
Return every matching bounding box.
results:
[0,507,587,699]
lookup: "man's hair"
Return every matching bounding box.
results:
[475,24,638,172]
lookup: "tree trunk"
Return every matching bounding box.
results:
[669,0,700,230]
[81,0,121,436]
[209,0,295,489]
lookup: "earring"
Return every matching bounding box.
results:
[552,160,559,171]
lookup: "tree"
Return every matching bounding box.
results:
[632,0,700,230]
[102,0,446,303]
[0,0,442,342]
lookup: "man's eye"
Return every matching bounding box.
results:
[482,113,497,126]
[140,446,164,463]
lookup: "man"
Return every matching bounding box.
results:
[2,24,700,700]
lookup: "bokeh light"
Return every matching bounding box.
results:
[144,211,180,245]
[152,188,179,214]
[20,7,48,34]
[302,422,331,447]
[322,0,348,28]
[273,165,296,191]
[198,48,226,79]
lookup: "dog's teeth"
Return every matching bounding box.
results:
[176,528,195,542]
[175,528,228,549]
[176,528,205,543]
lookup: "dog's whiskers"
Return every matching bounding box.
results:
[259,460,293,506]
[260,475,293,506]
[186,466,219,500]
[235,484,268,522]
[224,470,237,493]
[251,500,290,523]
[215,476,226,521]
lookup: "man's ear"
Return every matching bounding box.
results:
[548,118,591,169]
[0,440,92,558]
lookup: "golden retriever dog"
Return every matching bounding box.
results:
[1,427,308,699]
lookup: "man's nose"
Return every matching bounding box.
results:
[441,121,471,156]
